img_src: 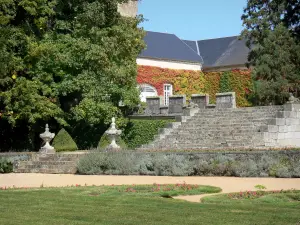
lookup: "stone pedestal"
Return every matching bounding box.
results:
[191,94,209,109]
[216,92,236,109]
[168,95,186,114]
[146,96,160,115]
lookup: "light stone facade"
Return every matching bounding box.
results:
[118,0,138,17]
[136,58,202,71]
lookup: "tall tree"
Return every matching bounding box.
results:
[0,0,145,150]
[242,0,300,104]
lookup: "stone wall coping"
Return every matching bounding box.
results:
[134,149,300,155]
[206,104,216,108]
[284,103,300,105]
[191,94,209,97]
[169,95,186,98]
[129,115,177,120]
[216,92,236,96]
[146,96,160,99]
[0,151,88,156]
[0,152,34,156]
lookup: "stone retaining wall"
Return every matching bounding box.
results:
[0,152,88,174]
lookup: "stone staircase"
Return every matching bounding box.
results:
[13,153,85,174]
[138,105,284,150]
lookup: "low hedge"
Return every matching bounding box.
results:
[122,119,175,149]
[77,150,300,178]
[0,158,13,173]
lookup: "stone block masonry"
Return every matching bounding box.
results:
[191,94,209,109]
[7,152,87,174]
[168,95,186,114]
[146,96,161,115]
[216,92,236,109]
[263,103,300,147]
[138,103,300,150]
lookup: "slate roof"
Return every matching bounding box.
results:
[139,31,203,63]
[196,36,250,68]
[182,40,198,54]
[139,31,250,69]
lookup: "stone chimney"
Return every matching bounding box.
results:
[118,0,138,17]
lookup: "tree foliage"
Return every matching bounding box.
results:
[0,0,145,150]
[242,0,300,104]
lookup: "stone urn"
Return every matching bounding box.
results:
[105,117,122,151]
[39,124,56,154]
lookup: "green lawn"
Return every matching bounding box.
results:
[0,185,299,225]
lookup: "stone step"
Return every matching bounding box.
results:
[180,124,257,129]
[14,167,77,174]
[20,161,77,166]
[34,154,85,161]
[14,160,78,174]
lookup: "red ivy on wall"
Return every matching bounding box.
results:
[137,65,253,107]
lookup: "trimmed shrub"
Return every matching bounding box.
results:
[0,158,13,173]
[275,166,292,178]
[152,154,194,176]
[292,165,300,178]
[77,152,137,175]
[52,128,78,152]
[122,119,175,149]
[98,133,127,150]
[77,151,300,178]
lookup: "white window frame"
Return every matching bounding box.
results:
[139,84,158,102]
[163,84,173,106]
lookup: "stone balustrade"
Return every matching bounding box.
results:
[143,92,237,116]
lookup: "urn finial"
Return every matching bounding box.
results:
[104,117,122,151]
[39,124,56,154]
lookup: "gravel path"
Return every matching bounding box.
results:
[1,174,300,202]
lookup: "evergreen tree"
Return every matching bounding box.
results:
[242,0,300,104]
[251,24,300,104]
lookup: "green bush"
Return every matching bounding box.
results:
[98,133,127,149]
[0,158,13,173]
[52,128,78,152]
[77,151,300,177]
[122,119,175,149]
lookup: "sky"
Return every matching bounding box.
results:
[138,0,248,40]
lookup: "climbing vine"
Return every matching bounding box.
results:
[137,66,253,107]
